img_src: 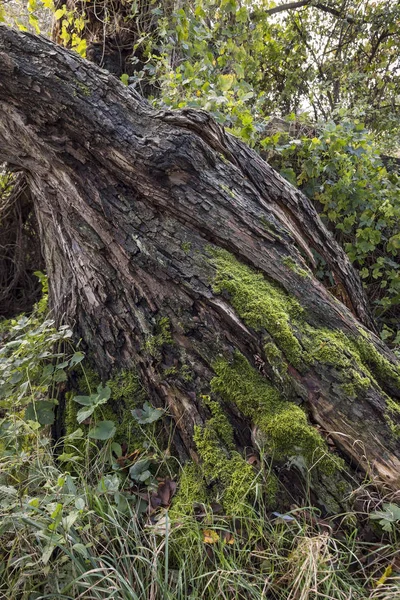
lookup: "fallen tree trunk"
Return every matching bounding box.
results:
[0,26,399,508]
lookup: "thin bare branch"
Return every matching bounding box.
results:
[252,0,356,23]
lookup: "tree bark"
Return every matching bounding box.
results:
[0,26,399,501]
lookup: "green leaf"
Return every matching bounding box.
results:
[54,7,66,19]
[73,394,92,406]
[76,406,95,423]
[56,361,69,370]
[70,352,84,367]
[58,452,82,463]
[25,401,55,425]
[10,371,23,384]
[88,420,116,440]
[120,73,129,86]
[53,369,67,382]
[72,543,88,558]
[131,401,165,424]
[42,544,55,565]
[64,427,84,441]
[97,474,119,493]
[75,497,85,510]
[129,458,151,482]
[218,73,235,91]
[96,384,111,402]
[111,442,123,457]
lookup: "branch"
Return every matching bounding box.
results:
[252,1,356,23]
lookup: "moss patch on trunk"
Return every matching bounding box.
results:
[209,248,400,441]
[211,352,341,474]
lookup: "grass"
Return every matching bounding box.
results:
[1,416,399,600]
[0,305,399,599]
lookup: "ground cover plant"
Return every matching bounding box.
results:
[1,295,400,599]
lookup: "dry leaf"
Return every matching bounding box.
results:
[203,529,219,544]
[376,565,392,587]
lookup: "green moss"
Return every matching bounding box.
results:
[283,256,310,278]
[181,241,192,254]
[193,423,258,514]
[170,463,208,516]
[386,398,400,437]
[180,364,193,382]
[210,249,303,367]
[76,81,91,96]
[201,395,234,450]
[220,183,235,198]
[65,391,79,436]
[144,316,173,360]
[64,391,85,457]
[163,366,178,377]
[356,337,400,391]
[208,248,400,445]
[341,369,371,398]
[264,342,283,364]
[260,216,283,240]
[302,326,355,368]
[211,352,341,474]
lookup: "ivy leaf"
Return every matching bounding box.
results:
[88,420,116,440]
[132,402,165,424]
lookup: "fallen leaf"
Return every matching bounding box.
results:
[157,478,177,507]
[203,529,219,544]
[376,565,392,587]
[221,530,235,545]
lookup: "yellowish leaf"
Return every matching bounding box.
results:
[376,565,392,587]
[203,529,219,544]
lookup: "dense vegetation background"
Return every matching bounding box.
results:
[1,1,400,598]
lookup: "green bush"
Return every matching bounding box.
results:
[262,120,400,345]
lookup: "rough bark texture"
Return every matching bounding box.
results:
[0,173,43,316]
[0,26,399,501]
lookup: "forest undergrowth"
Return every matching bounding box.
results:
[0,290,399,599]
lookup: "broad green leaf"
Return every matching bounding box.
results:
[132,401,164,424]
[73,394,93,406]
[76,405,95,423]
[88,420,116,440]
[129,458,151,482]
[53,368,67,382]
[70,352,84,367]
[25,401,55,425]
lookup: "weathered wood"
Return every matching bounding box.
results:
[0,26,399,498]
